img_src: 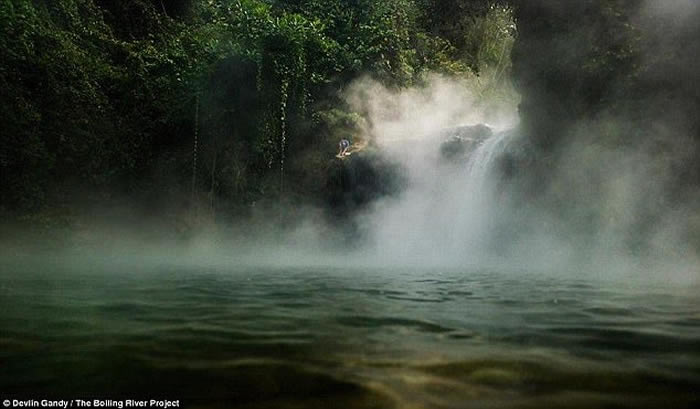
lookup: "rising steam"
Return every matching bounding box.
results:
[334,73,698,282]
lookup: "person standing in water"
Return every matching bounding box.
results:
[338,138,350,157]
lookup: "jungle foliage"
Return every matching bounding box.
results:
[0,0,516,224]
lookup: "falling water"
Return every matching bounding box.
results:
[465,128,514,190]
[364,125,518,264]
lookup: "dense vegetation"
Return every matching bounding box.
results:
[2,0,698,247]
[0,0,515,228]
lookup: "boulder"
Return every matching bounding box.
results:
[439,124,494,161]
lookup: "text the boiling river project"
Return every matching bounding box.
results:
[5,401,180,409]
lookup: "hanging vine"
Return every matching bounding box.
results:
[278,75,289,196]
[191,93,199,205]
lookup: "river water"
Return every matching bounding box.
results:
[1,261,699,409]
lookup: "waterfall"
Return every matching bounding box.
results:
[364,124,518,265]
[465,129,513,191]
[444,128,516,260]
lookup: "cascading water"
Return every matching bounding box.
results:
[366,125,518,265]
[465,129,514,190]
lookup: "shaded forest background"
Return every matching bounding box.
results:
[1,0,699,243]
[1,0,516,229]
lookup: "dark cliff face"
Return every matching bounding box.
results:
[325,150,406,218]
[503,1,700,251]
[510,0,700,185]
[511,0,639,149]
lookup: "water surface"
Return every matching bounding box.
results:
[1,262,699,408]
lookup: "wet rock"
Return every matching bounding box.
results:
[325,149,405,216]
[439,124,494,161]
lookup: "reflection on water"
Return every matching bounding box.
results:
[1,263,699,408]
